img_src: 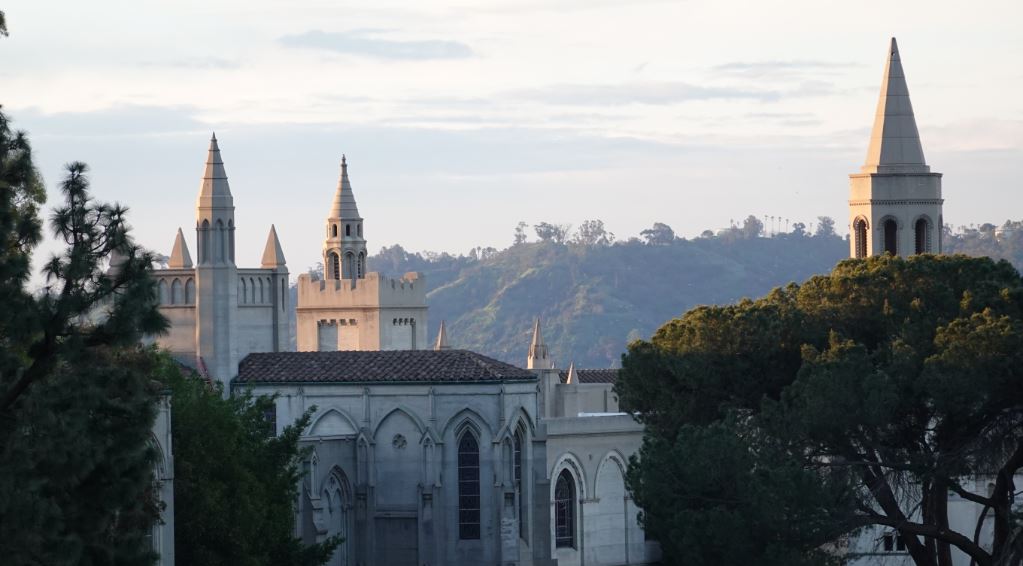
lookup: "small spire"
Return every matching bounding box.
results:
[434,320,451,350]
[861,37,929,174]
[527,317,550,369]
[329,154,361,220]
[168,227,193,268]
[261,224,287,268]
[565,362,577,384]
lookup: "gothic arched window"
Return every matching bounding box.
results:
[914,217,930,254]
[554,469,575,548]
[458,431,481,540]
[240,278,247,304]
[171,278,182,305]
[854,218,868,259]
[185,278,195,304]
[514,428,526,540]
[357,252,365,279]
[332,224,338,238]
[346,224,351,237]
[344,253,355,280]
[883,219,898,255]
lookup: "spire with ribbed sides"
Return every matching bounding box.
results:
[261,224,287,268]
[434,320,451,351]
[330,155,361,220]
[168,227,193,268]
[862,38,929,174]
[198,132,233,201]
[527,317,549,369]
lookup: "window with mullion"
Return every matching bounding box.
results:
[514,430,525,540]
[458,431,481,540]
[554,469,575,548]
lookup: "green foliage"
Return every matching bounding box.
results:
[617,255,1023,566]
[0,107,168,565]
[157,359,340,566]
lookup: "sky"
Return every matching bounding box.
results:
[2,0,1022,277]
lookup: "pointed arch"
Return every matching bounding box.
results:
[373,405,427,438]
[357,252,365,278]
[441,407,495,440]
[215,219,225,262]
[239,278,247,304]
[322,465,352,566]
[329,251,341,281]
[200,219,210,264]
[185,278,195,304]
[879,215,899,255]
[249,277,256,304]
[171,278,183,305]
[307,407,359,438]
[258,277,264,303]
[554,468,577,548]
[158,279,169,304]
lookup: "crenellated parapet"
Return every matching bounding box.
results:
[297,271,427,310]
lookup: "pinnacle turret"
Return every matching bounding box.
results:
[434,320,451,351]
[168,227,193,268]
[862,37,929,174]
[527,317,550,370]
[565,362,576,384]
[261,225,287,269]
[198,133,233,204]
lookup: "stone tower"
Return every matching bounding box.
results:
[296,157,428,352]
[849,38,943,258]
[149,135,290,390]
[195,133,239,381]
[323,156,367,281]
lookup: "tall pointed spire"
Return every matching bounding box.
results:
[527,317,550,370]
[862,37,929,174]
[330,155,361,220]
[168,227,193,268]
[198,132,233,201]
[261,224,287,268]
[434,320,451,351]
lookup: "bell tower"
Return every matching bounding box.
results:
[323,156,367,282]
[849,38,943,258]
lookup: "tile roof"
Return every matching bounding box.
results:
[558,368,619,384]
[237,349,537,384]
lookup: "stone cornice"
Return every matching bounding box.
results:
[849,199,944,206]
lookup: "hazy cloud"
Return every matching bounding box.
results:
[509,81,781,105]
[714,60,858,78]
[137,57,240,70]
[279,29,473,60]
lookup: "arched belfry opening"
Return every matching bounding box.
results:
[914,217,930,254]
[329,252,340,280]
[883,219,898,255]
[853,218,868,259]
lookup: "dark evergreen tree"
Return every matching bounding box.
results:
[0,108,169,565]
[617,255,1023,566]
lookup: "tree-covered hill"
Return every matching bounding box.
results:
[368,229,848,368]
[292,218,1023,369]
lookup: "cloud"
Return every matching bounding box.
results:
[509,81,781,105]
[137,57,240,70]
[279,29,473,60]
[713,60,859,78]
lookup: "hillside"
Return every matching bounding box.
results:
[367,233,848,368]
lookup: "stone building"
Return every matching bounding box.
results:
[294,158,428,353]
[149,135,290,388]
[235,320,659,566]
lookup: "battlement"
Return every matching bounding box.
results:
[297,271,427,310]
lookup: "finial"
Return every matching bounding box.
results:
[211,131,217,141]
[342,154,347,167]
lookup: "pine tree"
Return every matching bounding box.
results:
[0,107,169,565]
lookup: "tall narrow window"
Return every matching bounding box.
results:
[854,218,868,259]
[883,219,898,255]
[346,224,351,237]
[357,253,365,279]
[914,218,929,254]
[514,429,525,540]
[332,224,338,237]
[330,252,340,281]
[344,253,355,280]
[555,469,575,548]
[458,431,481,540]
